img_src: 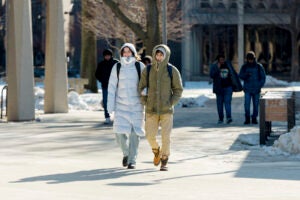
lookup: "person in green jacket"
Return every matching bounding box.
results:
[138,44,183,171]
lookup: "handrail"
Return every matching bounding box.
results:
[1,85,7,119]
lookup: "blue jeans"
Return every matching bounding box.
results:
[102,88,110,118]
[216,87,233,121]
[244,92,260,119]
[115,130,140,165]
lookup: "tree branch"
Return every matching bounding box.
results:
[102,0,146,40]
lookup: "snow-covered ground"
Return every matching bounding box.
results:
[0,75,300,157]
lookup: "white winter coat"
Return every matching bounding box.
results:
[107,57,145,136]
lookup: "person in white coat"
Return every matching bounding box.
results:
[107,43,145,169]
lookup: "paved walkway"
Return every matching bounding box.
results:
[1,90,300,200]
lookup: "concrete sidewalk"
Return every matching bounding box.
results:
[1,94,300,200]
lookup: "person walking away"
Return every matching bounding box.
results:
[138,44,183,171]
[239,51,266,124]
[107,43,145,169]
[95,49,118,124]
[210,55,234,124]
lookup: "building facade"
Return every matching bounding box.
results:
[182,0,296,81]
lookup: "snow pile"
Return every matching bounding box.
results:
[32,87,103,111]
[237,133,259,146]
[34,87,44,110]
[178,95,210,107]
[67,91,89,110]
[272,126,300,154]
[262,145,291,156]
[79,93,102,110]
[264,75,289,87]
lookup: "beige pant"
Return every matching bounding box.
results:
[145,113,173,156]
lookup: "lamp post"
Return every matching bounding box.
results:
[162,0,167,44]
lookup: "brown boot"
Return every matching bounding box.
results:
[152,147,161,166]
[160,155,168,171]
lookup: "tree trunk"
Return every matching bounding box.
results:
[81,0,98,93]
[145,0,161,54]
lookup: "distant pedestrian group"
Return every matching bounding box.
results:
[210,51,266,125]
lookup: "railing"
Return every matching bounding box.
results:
[1,85,7,119]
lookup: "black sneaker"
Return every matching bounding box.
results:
[252,118,258,124]
[217,120,223,124]
[127,163,136,169]
[227,118,233,124]
[122,156,128,167]
[244,117,250,125]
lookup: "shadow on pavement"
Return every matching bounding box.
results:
[230,133,300,181]
[175,95,300,181]
[12,167,156,185]
[173,96,245,128]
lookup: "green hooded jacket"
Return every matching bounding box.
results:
[138,44,183,114]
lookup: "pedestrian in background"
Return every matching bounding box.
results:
[239,51,266,124]
[139,44,183,171]
[95,49,118,124]
[141,55,152,66]
[210,55,234,124]
[107,43,145,169]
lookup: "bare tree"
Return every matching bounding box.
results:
[81,0,182,54]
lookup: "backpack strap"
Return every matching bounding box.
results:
[116,62,121,80]
[167,64,173,82]
[146,65,151,90]
[135,61,141,80]
[146,64,173,90]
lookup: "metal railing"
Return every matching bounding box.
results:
[1,85,7,119]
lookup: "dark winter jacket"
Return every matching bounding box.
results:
[210,61,242,94]
[95,58,118,89]
[209,63,231,94]
[239,61,266,94]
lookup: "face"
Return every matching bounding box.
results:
[122,47,133,57]
[247,58,254,63]
[143,59,151,65]
[218,57,225,65]
[104,54,112,61]
[155,51,165,62]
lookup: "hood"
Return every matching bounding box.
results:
[152,44,171,69]
[120,43,137,57]
[103,49,113,56]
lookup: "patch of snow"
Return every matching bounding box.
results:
[273,126,300,154]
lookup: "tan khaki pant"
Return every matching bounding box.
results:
[145,113,173,156]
